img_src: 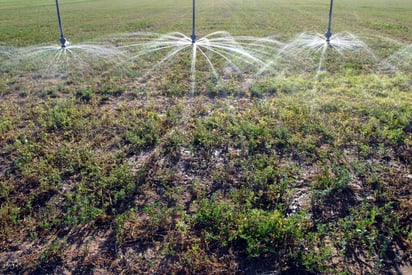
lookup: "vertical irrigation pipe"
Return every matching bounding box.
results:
[325,0,334,44]
[55,0,67,47]
[191,0,197,44]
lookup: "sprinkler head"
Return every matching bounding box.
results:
[325,31,332,44]
[59,36,67,48]
[191,34,196,44]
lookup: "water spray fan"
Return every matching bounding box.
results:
[325,0,334,44]
[55,0,67,48]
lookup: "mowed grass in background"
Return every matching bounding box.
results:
[0,0,411,46]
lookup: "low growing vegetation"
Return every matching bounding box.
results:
[0,71,411,273]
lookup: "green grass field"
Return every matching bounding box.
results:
[0,0,411,273]
[0,0,411,45]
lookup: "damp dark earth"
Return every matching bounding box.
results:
[0,0,411,274]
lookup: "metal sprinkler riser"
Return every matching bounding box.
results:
[325,0,334,44]
[55,0,67,48]
[191,0,196,44]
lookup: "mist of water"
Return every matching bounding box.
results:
[16,42,122,76]
[258,32,380,76]
[383,44,412,74]
[112,31,282,94]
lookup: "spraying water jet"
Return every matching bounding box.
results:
[325,0,334,44]
[55,0,67,48]
[114,0,281,93]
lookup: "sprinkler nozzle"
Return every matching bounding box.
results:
[325,31,332,44]
[59,36,67,48]
[191,34,196,44]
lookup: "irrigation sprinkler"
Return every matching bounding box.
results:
[191,0,197,44]
[325,0,334,44]
[55,0,67,47]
